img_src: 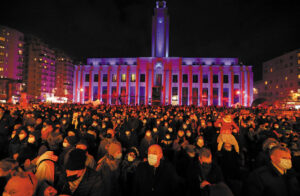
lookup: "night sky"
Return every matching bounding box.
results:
[2,0,299,81]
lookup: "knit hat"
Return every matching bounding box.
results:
[185,145,195,154]
[65,149,87,170]
[65,136,78,146]
[127,147,140,157]
[108,142,122,156]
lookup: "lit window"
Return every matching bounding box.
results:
[34,58,37,61]
[18,50,22,55]
[298,74,300,79]
[0,67,3,71]
[0,45,5,49]
[112,74,117,82]
[18,43,23,47]
[39,58,42,62]
[265,81,268,85]
[298,60,300,65]
[0,37,5,41]
[276,85,278,89]
[270,68,273,72]
[44,60,47,63]
[0,52,4,56]
[121,74,126,82]
[44,66,47,69]
[131,74,136,82]
[285,76,288,81]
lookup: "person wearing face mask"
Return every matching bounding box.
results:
[132,144,183,196]
[96,142,123,196]
[120,147,140,196]
[97,128,118,160]
[55,149,104,196]
[243,146,300,196]
[186,147,225,196]
[139,130,155,159]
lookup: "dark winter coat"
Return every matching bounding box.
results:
[243,163,300,196]
[55,167,104,196]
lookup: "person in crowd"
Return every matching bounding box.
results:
[3,171,37,196]
[0,158,19,194]
[243,146,300,196]
[55,148,104,196]
[186,147,224,196]
[96,141,123,196]
[120,147,141,196]
[132,144,183,196]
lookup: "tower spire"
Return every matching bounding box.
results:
[152,1,169,57]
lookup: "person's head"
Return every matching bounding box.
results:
[196,136,205,148]
[126,147,139,162]
[106,128,115,138]
[108,142,122,160]
[65,149,87,182]
[270,146,292,171]
[147,144,163,168]
[145,130,152,137]
[198,147,212,165]
[0,158,18,177]
[63,136,78,148]
[177,130,185,138]
[3,172,36,196]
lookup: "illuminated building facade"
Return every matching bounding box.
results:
[255,48,300,107]
[73,1,253,106]
[55,51,74,101]
[0,26,24,102]
[24,35,56,101]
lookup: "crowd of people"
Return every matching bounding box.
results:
[0,103,300,196]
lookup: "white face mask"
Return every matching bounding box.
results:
[148,154,158,166]
[28,137,35,144]
[128,155,135,162]
[114,153,122,160]
[18,134,26,141]
[279,159,292,170]
[63,142,69,148]
[197,140,204,147]
[186,132,191,137]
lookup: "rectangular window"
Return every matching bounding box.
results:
[234,75,239,84]
[183,74,188,83]
[213,88,218,106]
[102,86,107,104]
[139,86,145,104]
[94,74,99,82]
[193,75,198,83]
[140,74,145,82]
[84,86,89,102]
[131,74,136,82]
[130,86,135,105]
[112,74,117,82]
[213,75,218,83]
[172,87,178,105]
[121,74,126,82]
[85,74,90,82]
[223,88,229,106]
[155,74,162,86]
[172,75,178,83]
[120,87,126,104]
[93,86,98,101]
[182,87,188,105]
[111,86,117,104]
[234,89,239,104]
[192,88,198,105]
[202,88,208,106]
[223,75,228,83]
[103,74,108,82]
[203,74,208,83]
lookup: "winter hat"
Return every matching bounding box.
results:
[65,136,78,146]
[262,137,279,151]
[47,132,63,150]
[185,144,196,154]
[65,149,87,170]
[108,142,122,156]
[127,147,140,157]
